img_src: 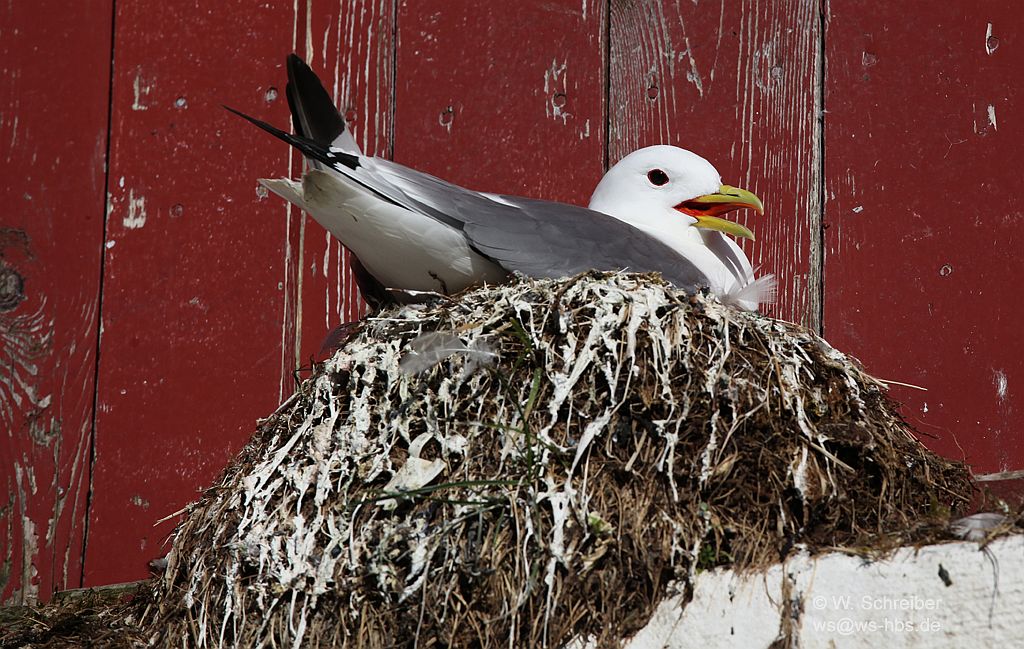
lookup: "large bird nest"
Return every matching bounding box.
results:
[141,273,972,648]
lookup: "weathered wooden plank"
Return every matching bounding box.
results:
[0,1,112,604]
[286,0,394,371]
[823,3,1024,472]
[393,0,607,207]
[85,3,296,585]
[609,0,822,327]
[0,1,110,603]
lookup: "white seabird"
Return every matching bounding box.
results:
[232,55,773,310]
[588,146,773,310]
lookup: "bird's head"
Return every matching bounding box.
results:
[588,145,763,241]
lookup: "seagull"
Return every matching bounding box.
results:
[588,147,773,309]
[231,55,772,310]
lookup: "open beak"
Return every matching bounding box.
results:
[674,184,764,241]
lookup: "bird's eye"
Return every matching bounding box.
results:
[647,169,670,186]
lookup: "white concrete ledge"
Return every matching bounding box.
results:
[623,534,1024,648]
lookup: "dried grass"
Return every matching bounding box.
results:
[140,273,973,648]
[0,582,151,648]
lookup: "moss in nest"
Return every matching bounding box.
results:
[140,273,973,648]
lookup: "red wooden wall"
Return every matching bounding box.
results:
[1,0,113,606]
[3,0,1023,603]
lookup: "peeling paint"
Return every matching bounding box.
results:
[123,189,147,229]
[985,23,999,55]
[682,38,704,97]
[13,461,40,605]
[987,104,998,131]
[438,105,454,133]
[0,288,52,435]
[20,516,39,604]
[132,68,150,111]
[994,370,1008,403]
[544,59,572,124]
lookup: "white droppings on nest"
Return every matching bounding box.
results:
[150,273,972,649]
[791,446,810,500]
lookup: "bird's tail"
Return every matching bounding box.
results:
[258,178,305,208]
[285,54,362,155]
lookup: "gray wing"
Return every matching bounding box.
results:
[227,107,708,291]
[368,159,710,292]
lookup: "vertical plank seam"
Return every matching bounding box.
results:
[80,0,120,587]
[814,0,827,335]
[389,0,398,162]
[602,0,611,171]
[293,0,316,374]
[280,0,302,400]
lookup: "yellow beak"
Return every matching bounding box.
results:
[674,184,764,241]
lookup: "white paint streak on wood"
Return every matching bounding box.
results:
[673,7,704,98]
[363,8,374,151]
[331,10,342,110]
[43,293,99,591]
[0,295,52,433]
[305,0,314,63]
[324,231,331,329]
[131,68,149,111]
[994,369,1008,402]
[987,104,998,131]
[20,516,39,603]
[336,243,343,331]
[291,0,317,372]
[544,59,572,124]
[321,22,330,64]
[280,0,301,401]
[580,118,591,140]
[681,36,704,96]
[296,212,306,367]
[122,188,147,229]
[12,461,40,604]
[733,0,821,329]
[608,0,680,156]
[809,3,826,331]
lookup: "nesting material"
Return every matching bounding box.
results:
[145,273,972,648]
[0,582,150,648]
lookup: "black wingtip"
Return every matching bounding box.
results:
[224,103,361,171]
[224,104,306,149]
[285,53,346,146]
[223,105,286,137]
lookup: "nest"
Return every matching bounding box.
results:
[0,582,151,648]
[141,273,972,648]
